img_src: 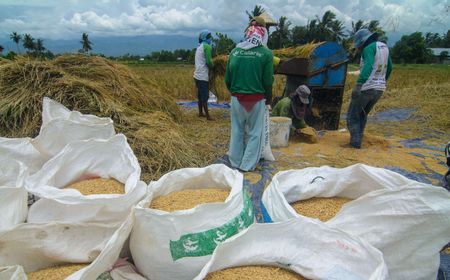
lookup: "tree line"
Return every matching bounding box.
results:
[0,32,93,60]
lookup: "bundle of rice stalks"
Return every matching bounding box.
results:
[118,111,205,182]
[0,55,181,137]
[273,42,324,59]
[209,55,229,99]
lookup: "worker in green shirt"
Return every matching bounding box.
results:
[271,84,310,131]
[193,30,214,120]
[347,28,393,148]
[225,16,273,172]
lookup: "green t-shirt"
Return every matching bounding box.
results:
[271,97,307,129]
[225,46,274,102]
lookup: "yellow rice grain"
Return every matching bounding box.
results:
[27,264,88,280]
[291,197,352,222]
[65,178,124,195]
[150,188,230,211]
[442,247,450,254]
[205,265,308,280]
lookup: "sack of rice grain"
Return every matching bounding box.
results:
[0,221,117,275]
[0,137,46,174]
[130,164,253,280]
[26,134,147,224]
[193,218,387,280]
[262,163,450,280]
[32,97,115,159]
[0,265,26,280]
[0,160,28,231]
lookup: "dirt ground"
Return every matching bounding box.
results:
[181,106,448,187]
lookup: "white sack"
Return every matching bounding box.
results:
[0,222,117,273]
[328,186,450,280]
[26,134,147,224]
[0,137,45,174]
[262,163,450,280]
[194,218,387,280]
[0,266,26,280]
[32,97,115,159]
[0,160,28,231]
[67,212,136,280]
[130,164,253,280]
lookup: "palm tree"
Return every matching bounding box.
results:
[367,20,386,40]
[246,5,265,20]
[274,16,291,48]
[9,32,22,53]
[80,33,93,54]
[22,34,35,54]
[35,39,46,57]
[349,20,367,37]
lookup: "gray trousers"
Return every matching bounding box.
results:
[346,89,383,148]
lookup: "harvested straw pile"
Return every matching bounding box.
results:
[205,266,308,280]
[66,178,124,195]
[120,111,207,181]
[0,55,215,182]
[27,264,87,280]
[273,42,323,59]
[0,55,180,137]
[150,188,230,211]
[291,197,352,222]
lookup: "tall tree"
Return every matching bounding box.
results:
[268,16,291,49]
[22,34,35,53]
[35,39,46,57]
[349,20,367,37]
[80,33,93,54]
[246,5,265,20]
[9,32,22,53]
[425,32,442,47]
[0,45,4,55]
[391,32,433,63]
[212,33,236,55]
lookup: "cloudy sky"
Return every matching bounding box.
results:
[0,0,449,41]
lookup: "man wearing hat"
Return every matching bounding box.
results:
[271,84,310,131]
[225,16,273,172]
[347,28,393,148]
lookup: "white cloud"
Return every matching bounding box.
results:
[0,0,448,40]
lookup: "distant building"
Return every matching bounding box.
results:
[428,48,450,64]
[139,57,145,61]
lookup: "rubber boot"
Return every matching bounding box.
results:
[198,101,205,117]
[203,102,213,121]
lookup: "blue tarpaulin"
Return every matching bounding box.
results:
[177,101,230,109]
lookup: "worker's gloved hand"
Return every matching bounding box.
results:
[266,104,272,111]
[351,84,362,99]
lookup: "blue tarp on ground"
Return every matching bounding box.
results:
[177,101,230,109]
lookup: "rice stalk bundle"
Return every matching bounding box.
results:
[273,42,323,59]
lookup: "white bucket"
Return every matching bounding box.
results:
[269,117,292,148]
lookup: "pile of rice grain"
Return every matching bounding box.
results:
[27,264,88,280]
[65,178,124,195]
[150,188,230,211]
[291,197,352,222]
[205,266,308,280]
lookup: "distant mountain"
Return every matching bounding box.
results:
[0,34,199,57]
